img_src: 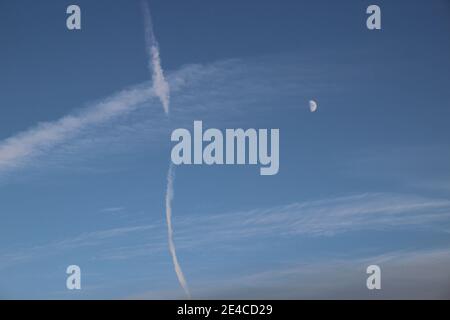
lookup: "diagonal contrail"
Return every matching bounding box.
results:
[141,0,170,114]
[141,0,190,298]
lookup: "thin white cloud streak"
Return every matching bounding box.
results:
[165,164,191,298]
[0,85,152,174]
[100,207,125,213]
[141,0,170,114]
[150,46,170,114]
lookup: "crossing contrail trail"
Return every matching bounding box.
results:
[141,0,190,298]
[165,164,191,298]
[141,0,170,114]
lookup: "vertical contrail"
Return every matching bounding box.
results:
[165,164,191,298]
[141,0,190,298]
[141,0,170,115]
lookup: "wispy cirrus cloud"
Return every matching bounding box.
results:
[173,192,450,239]
[185,248,450,299]
[0,224,160,270]
[0,84,152,175]
[100,207,125,213]
[94,192,450,262]
[4,192,448,269]
[124,247,450,299]
[0,58,229,177]
[0,54,330,180]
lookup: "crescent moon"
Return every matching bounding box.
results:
[309,100,318,113]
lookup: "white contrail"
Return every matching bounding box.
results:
[0,86,151,174]
[141,0,170,115]
[141,1,190,297]
[165,164,191,298]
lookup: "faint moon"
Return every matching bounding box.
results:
[309,100,318,112]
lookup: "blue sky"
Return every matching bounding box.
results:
[0,0,450,299]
